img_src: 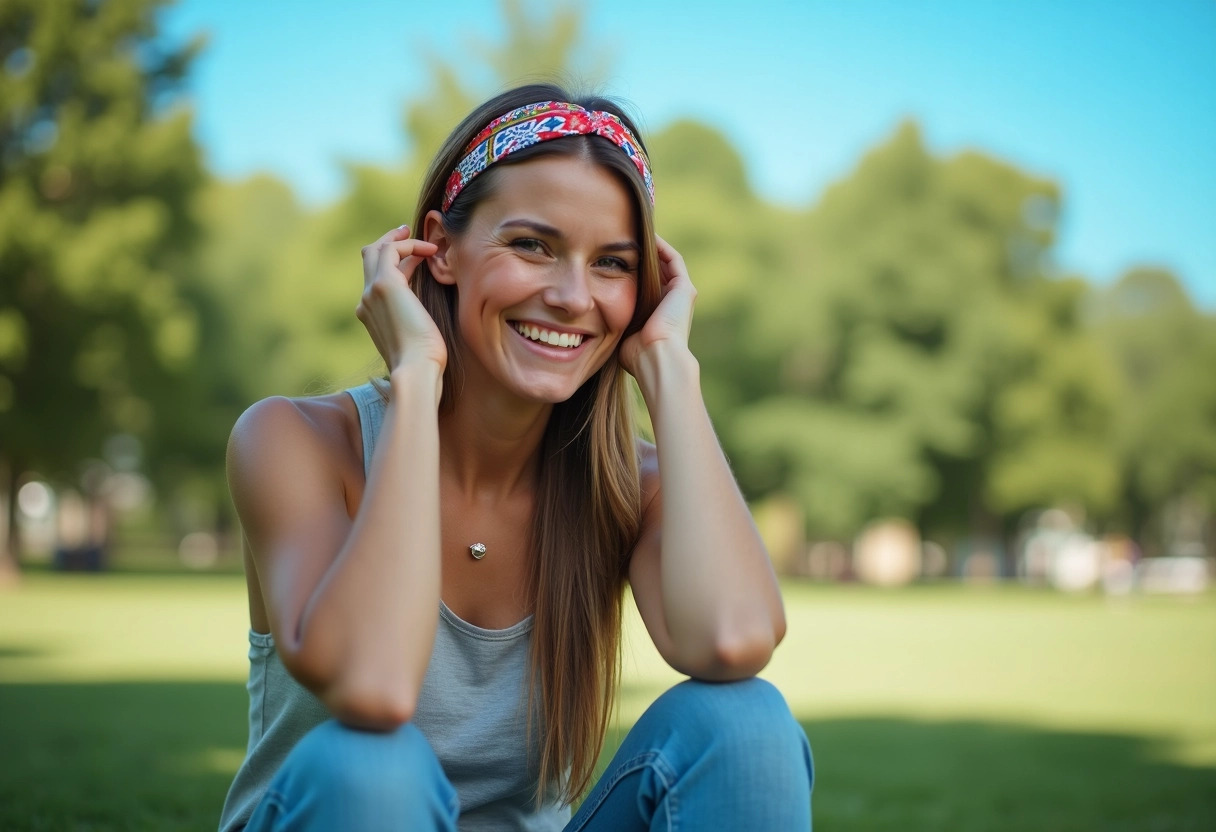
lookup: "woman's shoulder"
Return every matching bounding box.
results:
[233,389,360,446]
[228,389,364,489]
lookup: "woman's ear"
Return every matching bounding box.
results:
[422,209,457,286]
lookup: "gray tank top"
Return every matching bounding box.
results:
[218,382,569,832]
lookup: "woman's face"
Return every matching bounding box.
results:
[434,153,640,405]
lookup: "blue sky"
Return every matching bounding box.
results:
[159,0,1216,307]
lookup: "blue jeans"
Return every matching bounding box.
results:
[244,677,814,830]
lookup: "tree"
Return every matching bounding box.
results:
[0,0,205,568]
[724,122,1122,547]
[1091,268,1216,554]
[645,119,799,423]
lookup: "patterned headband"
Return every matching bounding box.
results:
[442,100,655,212]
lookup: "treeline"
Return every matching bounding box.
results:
[1,0,1212,567]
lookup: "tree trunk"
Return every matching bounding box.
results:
[0,458,21,587]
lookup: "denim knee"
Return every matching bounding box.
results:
[650,677,812,780]
[279,719,457,819]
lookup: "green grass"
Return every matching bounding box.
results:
[1,573,1214,830]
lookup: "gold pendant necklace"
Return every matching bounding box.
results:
[468,543,487,560]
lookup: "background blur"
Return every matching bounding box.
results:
[1,1,1213,829]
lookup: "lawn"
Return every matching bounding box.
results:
[1,572,1213,831]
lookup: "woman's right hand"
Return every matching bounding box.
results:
[356,225,446,373]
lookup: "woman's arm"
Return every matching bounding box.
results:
[305,363,443,722]
[622,238,786,681]
[229,365,441,728]
[228,228,446,729]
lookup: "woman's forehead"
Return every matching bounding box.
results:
[478,156,638,240]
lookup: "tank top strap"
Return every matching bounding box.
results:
[345,381,386,479]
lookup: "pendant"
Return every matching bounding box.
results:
[469,543,487,560]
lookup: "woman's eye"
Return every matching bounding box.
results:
[595,256,632,272]
[512,238,544,253]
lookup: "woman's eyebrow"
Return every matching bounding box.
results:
[499,218,638,254]
[499,218,562,237]
[601,239,640,254]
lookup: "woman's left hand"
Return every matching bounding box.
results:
[619,234,698,378]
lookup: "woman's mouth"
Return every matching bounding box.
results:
[511,321,585,348]
[509,321,591,359]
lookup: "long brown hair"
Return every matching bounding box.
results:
[381,83,661,804]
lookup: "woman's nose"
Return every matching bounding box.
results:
[542,263,595,318]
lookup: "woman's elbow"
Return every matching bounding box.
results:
[323,679,417,731]
[679,618,778,681]
[285,647,418,730]
[712,629,777,678]
[772,606,788,647]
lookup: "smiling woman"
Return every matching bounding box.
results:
[423,155,643,402]
[217,83,813,832]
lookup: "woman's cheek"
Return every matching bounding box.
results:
[608,280,639,332]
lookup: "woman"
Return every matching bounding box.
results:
[218,84,814,832]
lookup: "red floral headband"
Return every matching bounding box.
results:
[442,101,655,212]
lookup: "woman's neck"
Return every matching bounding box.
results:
[437,376,551,504]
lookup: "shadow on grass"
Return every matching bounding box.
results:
[796,716,1215,832]
[0,645,51,659]
[0,681,248,832]
[1,681,1213,831]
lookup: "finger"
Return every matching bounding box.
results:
[379,224,412,244]
[381,239,438,260]
[656,276,695,312]
[377,239,438,277]
[653,235,687,282]
[654,234,684,265]
[658,250,685,277]
[360,225,413,265]
[658,281,697,334]
[366,237,436,268]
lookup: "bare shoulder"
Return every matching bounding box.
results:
[232,391,358,449]
[227,391,364,514]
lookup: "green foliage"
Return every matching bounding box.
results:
[1090,269,1216,551]
[732,397,934,538]
[647,119,797,424]
[986,277,1122,516]
[713,121,1114,538]
[0,0,204,485]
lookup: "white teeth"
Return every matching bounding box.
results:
[513,322,583,348]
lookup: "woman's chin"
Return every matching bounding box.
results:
[508,378,584,405]
[497,356,611,404]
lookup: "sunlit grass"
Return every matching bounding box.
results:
[624,581,1216,760]
[2,572,1213,830]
